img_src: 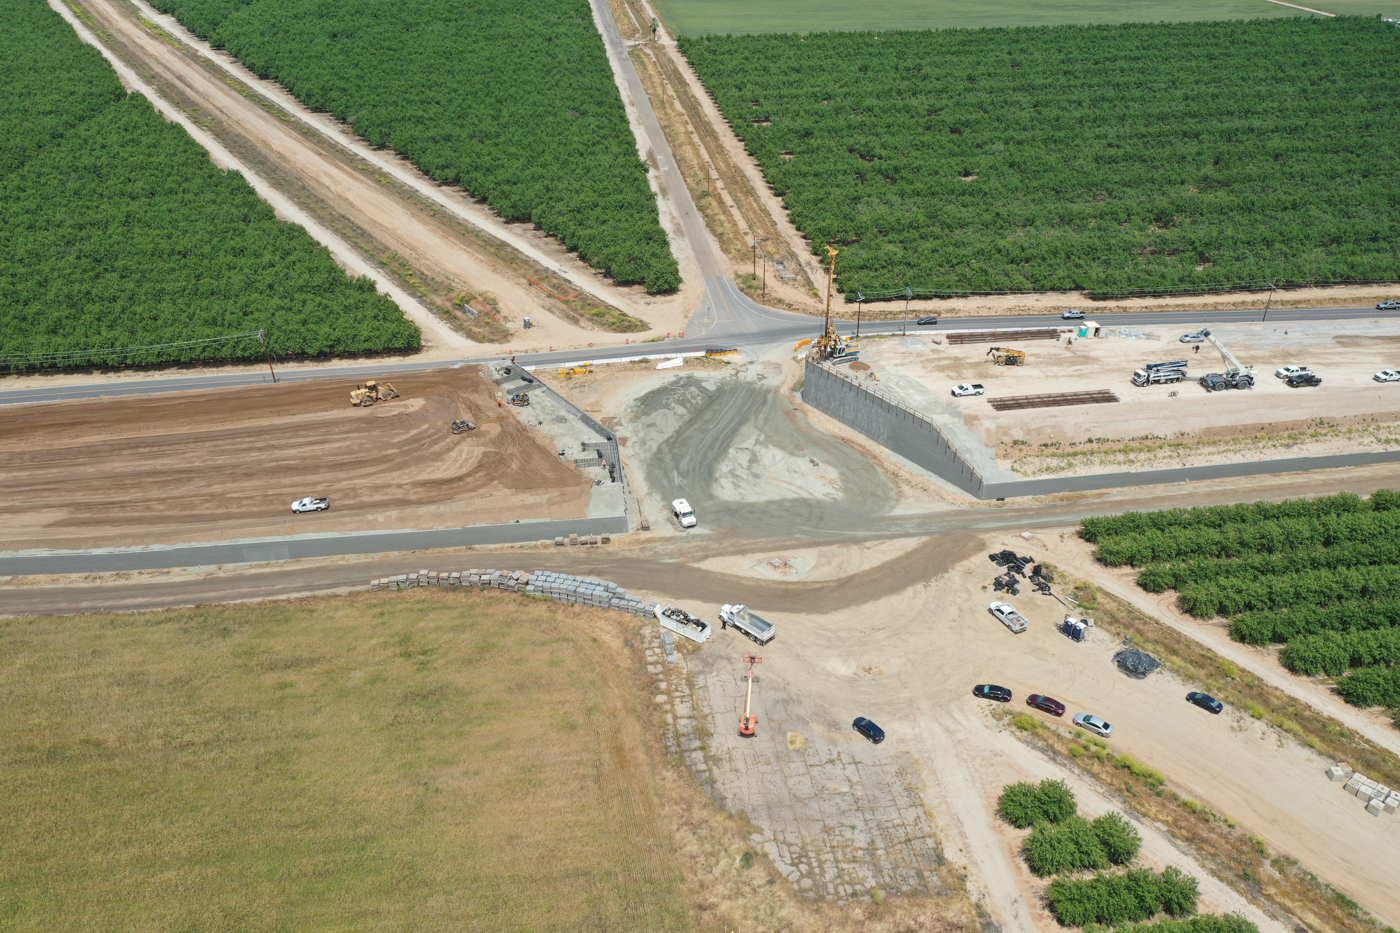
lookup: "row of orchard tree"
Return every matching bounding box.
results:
[679,18,1400,296]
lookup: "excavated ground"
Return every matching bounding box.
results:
[0,368,590,550]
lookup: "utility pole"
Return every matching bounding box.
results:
[903,287,912,335]
[856,292,863,339]
[258,329,277,383]
[761,257,768,300]
[1262,283,1276,322]
[751,236,767,280]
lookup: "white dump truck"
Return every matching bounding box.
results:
[988,601,1028,634]
[719,604,776,645]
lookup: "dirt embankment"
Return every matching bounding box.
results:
[0,368,589,550]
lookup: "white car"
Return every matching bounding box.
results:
[1062,309,1085,320]
[1276,365,1311,379]
[952,383,985,397]
[1179,332,1206,344]
[671,498,697,528]
[291,496,329,513]
[1376,371,1400,383]
[1073,713,1113,738]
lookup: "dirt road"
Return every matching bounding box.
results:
[0,369,589,551]
[69,0,695,351]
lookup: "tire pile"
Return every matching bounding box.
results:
[989,550,1055,597]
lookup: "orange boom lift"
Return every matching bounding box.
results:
[739,655,762,737]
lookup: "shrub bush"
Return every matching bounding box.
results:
[1114,914,1260,933]
[1047,866,1200,927]
[998,779,1077,828]
[1023,816,1110,877]
[1092,812,1142,865]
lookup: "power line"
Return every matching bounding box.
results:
[0,331,267,371]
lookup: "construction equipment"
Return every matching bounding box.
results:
[739,655,762,736]
[719,603,776,644]
[987,347,1026,366]
[558,364,592,378]
[508,392,530,407]
[450,419,476,434]
[655,605,712,643]
[812,245,855,361]
[350,380,400,407]
[1199,329,1255,391]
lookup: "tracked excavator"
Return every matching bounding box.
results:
[350,380,400,407]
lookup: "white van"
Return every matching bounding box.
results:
[671,498,697,528]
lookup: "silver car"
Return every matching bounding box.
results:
[1180,332,1206,344]
[1073,713,1113,738]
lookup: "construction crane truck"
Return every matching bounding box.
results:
[1198,329,1255,391]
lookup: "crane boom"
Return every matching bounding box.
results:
[1200,329,1252,377]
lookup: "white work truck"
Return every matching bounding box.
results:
[988,601,1028,634]
[719,604,775,645]
[672,498,697,528]
[291,496,329,513]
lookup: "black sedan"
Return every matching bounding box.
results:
[974,684,1013,702]
[916,316,939,326]
[1187,691,1223,714]
[853,716,886,743]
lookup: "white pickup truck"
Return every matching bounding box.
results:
[291,497,329,513]
[988,601,1028,634]
[719,603,775,645]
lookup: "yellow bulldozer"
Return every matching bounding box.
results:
[350,380,400,407]
[986,347,1026,366]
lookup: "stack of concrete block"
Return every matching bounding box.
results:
[369,568,655,618]
[1342,771,1398,816]
[526,570,655,618]
[1328,763,1354,782]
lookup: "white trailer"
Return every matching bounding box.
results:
[655,604,712,644]
[719,604,776,645]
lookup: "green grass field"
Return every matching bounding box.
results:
[655,0,1397,34]
[0,591,687,932]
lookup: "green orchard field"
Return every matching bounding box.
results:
[654,0,1395,34]
[678,17,1400,296]
[1080,491,1400,728]
[0,0,419,371]
[154,0,680,293]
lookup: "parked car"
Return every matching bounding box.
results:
[1186,691,1223,714]
[1377,301,1399,311]
[1026,694,1065,716]
[1376,370,1400,383]
[1073,713,1113,738]
[952,383,985,397]
[671,498,697,528]
[974,684,1013,702]
[1180,331,1206,344]
[853,716,885,744]
[917,316,939,326]
[291,496,329,513]
[1062,309,1085,320]
[1286,373,1322,388]
[1275,365,1311,379]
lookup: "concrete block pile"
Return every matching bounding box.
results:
[367,568,656,618]
[1330,763,1400,816]
[526,570,655,618]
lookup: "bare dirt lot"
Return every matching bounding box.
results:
[857,321,1400,478]
[0,368,589,550]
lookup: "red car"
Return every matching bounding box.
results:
[1027,694,1065,716]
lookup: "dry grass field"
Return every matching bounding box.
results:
[0,590,687,932]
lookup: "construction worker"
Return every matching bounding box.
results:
[1194,344,1199,354]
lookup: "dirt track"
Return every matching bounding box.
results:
[0,368,589,550]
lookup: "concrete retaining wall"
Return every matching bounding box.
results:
[370,567,657,618]
[801,357,1400,500]
[800,358,986,496]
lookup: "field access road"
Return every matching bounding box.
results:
[0,303,1389,409]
